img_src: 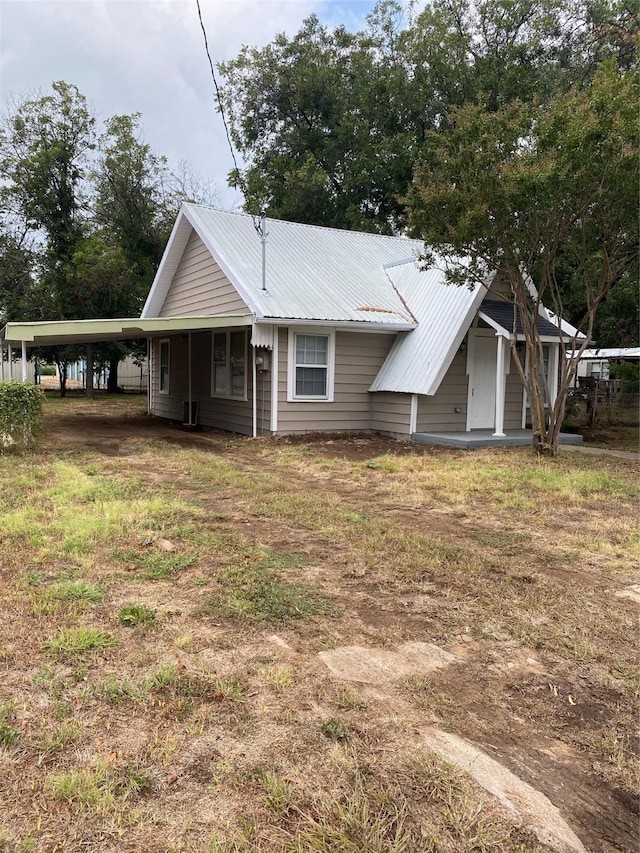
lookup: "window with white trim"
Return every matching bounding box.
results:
[212,330,246,398]
[159,339,170,395]
[287,329,335,401]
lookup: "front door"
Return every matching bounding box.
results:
[468,334,496,429]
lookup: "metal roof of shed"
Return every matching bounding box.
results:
[142,205,418,330]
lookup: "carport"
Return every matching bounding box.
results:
[0,314,252,424]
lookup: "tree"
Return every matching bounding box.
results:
[219,4,418,232]
[0,82,96,394]
[407,63,638,456]
[94,114,217,390]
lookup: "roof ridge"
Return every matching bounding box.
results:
[184,203,421,245]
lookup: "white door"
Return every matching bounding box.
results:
[468,334,496,429]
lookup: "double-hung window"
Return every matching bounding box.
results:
[212,330,246,398]
[287,329,335,401]
[159,339,170,395]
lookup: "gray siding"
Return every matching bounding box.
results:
[150,330,253,435]
[416,352,468,432]
[369,392,413,440]
[416,349,523,432]
[159,230,249,318]
[485,274,513,300]
[256,352,272,436]
[277,329,394,434]
[504,354,524,429]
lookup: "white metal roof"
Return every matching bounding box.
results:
[370,259,487,396]
[0,315,252,347]
[573,347,640,360]
[142,204,418,329]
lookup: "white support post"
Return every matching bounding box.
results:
[7,346,13,381]
[0,344,4,381]
[493,334,507,437]
[21,341,27,381]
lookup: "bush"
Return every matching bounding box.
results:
[40,364,57,376]
[0,381,45,451]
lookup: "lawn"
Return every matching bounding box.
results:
[0,394,637,852]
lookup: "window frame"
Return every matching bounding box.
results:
[211,329,248,400]
[287,328,335,402]
[159,339,170,395]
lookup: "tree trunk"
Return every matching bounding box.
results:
[85,344,94,399]
[55,359,68,398]
[107,357,120,393]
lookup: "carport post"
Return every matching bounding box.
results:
[0,344,4,381]
[7,346,13,381]
[21,341,27,381]
[86,343,94,399]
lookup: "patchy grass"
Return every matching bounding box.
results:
[0,398,637,852]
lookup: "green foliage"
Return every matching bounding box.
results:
[118,603,157,627]
[0,381,44,451]
[45,626,114,657]
[407,62,638,455]
[0,701,20,748]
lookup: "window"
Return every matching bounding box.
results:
[212,330,246,398]
[287,329,335,401]
[159,339,170,394]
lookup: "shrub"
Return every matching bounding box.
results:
[0,381,45,451]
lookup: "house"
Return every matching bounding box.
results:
[138,204,578,446]
[0,204,582,447]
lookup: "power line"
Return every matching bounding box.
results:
[194,0,263,237]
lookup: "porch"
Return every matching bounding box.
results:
[411,429,584,449]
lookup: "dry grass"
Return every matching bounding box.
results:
[0,395,637,852]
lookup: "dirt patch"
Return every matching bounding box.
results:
[318,642,459,683]
[3,406,636,852]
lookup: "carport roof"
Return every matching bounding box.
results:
[0,314,253,347]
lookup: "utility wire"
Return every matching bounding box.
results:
[195,0,263,237]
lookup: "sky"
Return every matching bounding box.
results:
[0,0,382,210]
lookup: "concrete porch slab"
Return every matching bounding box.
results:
[412,429,584,449]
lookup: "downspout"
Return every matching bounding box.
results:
[146,337,151,415]
[187,331,193,425]
[252,340,257,438]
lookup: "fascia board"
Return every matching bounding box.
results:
[255,317,415,332]
[477,310,513,338]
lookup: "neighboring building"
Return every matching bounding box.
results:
[570,348,640,381]
[63,355,149,392]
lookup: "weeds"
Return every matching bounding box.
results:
[45,626,113,657]
[118,603,157,626]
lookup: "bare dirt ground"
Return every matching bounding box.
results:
[1,401,637,852]
[31,406,639,852]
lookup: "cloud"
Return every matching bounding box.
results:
[0,0,377,207]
